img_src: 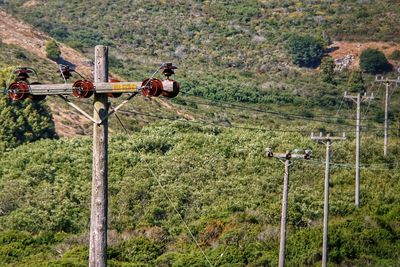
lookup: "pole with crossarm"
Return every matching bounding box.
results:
[265,148,312,267]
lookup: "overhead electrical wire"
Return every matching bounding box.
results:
[175,96,398,131]
[117,109,400,135]
[304,159,399,171]
[132,144,213,267]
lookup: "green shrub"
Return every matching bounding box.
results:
[0,94,57,149]
[287,35,324,68]
[114,237,164,263]
[45,40,61,61]
[347,69,365,93]
[360,48,391,73]
[320,56,335,83]
[388,50,400,60]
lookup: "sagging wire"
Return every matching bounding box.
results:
[305,159,399,171]
[133,147,214,267]
[117,109,399,135]
[177,97,390,129]
[115,110,213,267]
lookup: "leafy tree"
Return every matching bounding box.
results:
[347,69,365,93]
[316,30,332,47]
[320,56,335,83]
[0,68,57,149]
[0,96,57,149]
[287,34,324,68]
[360,48,391,73]
[45,40,61,61]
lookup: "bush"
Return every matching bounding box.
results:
[0,94,57,149]
[360,48,391,74]
[320,56,335,83]
[388,50,400,60]
[287,34,324,68]
[45,40,61,61]
[348,69,365,93]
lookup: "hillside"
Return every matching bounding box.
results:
[2,1,400,113]
[0,9,93,79]
[1,1,400,266]
[0,123,399,266]
[0,9,204,137]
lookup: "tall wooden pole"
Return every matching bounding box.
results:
[311,133,346,267]
[265,149,311,266]
[344,92,373,208]
[322,140,331,267]
[89,45,109,267]
[278,159,290,267]
[384,82,389,157]
[355,93,361,208]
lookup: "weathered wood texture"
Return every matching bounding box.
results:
[89,45,109,267]
[28,81,141,95]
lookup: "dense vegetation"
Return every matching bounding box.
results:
[1,1,400,266]
[360,48,391,74]
[287,35,324,68]
[2,0,400,108]
[45,40,61,61]
[0,122,399,266]
[0,65,57,150]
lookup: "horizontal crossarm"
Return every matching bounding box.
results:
[27,81,142,95]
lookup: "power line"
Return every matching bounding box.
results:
[305,159,399,171]
[132,146,213,267]
[176,96,396,130]
[117,109,400,135]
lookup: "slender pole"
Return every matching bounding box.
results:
[89,45,109,267]
[322,141,331,267]
[384,82,389,156]
[279,159,290,267]
[355,93,361,208]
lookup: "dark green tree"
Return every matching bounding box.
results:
[348,69,365,93]
[45,40,61,61]
[320,56,335,83]
[0,68,57,149]
[287,34,324,68]
[359,48,391,73]
[0,95,57,149]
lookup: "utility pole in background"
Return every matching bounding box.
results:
[311,133,346,267]
[375,75,399,156]
[265,148,312,267]
[344,92,374,208]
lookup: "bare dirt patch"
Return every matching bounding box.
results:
[47,101,92,138]
[0,9,94,79]
[328,41,400,69]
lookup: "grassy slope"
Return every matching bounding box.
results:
[4,0,400,105]
[0,122,399,265]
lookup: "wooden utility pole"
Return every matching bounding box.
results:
[344,92,373,208]
[265,148,312,267]
[311,133,346,267]
[375,76,399,156]
[89,45,109,267]
[384,82,389,156]
[4,46,180,267]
